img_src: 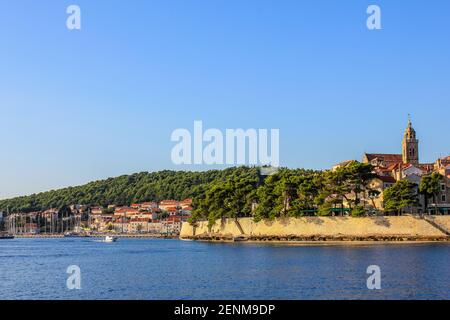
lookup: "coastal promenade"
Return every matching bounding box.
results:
[180,216,450,242]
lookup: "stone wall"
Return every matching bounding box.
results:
[180,216,450,240]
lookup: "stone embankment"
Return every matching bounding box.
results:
[180,216,450,242]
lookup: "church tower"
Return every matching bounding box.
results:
[402,117,419,165]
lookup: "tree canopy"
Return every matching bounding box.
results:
[419,172,444,210]
[383,180,420,215]
[191,161,378,225]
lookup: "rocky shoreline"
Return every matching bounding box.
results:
[14,234,178,239]
[182,233,450,242]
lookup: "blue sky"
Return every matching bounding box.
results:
[1,0,449,199]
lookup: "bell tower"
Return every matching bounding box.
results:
[402,116,419,165]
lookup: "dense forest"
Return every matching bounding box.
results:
[0,169,244,213]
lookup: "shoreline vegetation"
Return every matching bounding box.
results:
[1,164,449,243]
[0,164,445,220]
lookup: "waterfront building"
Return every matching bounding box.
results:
[114,207,139,217]
[128,219,164,233]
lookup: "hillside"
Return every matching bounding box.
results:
[0,167,257,213]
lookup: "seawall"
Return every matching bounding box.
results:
[180,216,450,242]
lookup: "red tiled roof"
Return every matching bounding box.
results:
[115,208,139,214]
[365,153,403,167]
[417,164,434,172]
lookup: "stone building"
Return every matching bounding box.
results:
[360,119,450,214]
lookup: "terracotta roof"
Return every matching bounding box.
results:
[386,162,402,171]
[365,153,403,167]
[417,164,434,172]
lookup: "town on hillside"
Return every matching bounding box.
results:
[0,199,193,237]
[0,120,449,237]
[333,119,450,215]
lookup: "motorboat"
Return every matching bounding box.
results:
[104,235,118,242]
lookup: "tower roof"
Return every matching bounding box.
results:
[404,117,416,139]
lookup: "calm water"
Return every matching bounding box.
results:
[0,238,449,300]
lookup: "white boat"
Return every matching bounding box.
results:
[104,236,118,243]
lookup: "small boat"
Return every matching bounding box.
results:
[104,235,118,243]
[0,234,15,240]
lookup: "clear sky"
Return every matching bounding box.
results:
[1,0,449,199]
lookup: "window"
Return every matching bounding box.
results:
[442,195,447,203]
[441,184,446,191]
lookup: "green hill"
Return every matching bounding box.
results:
[0,167,257,213]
